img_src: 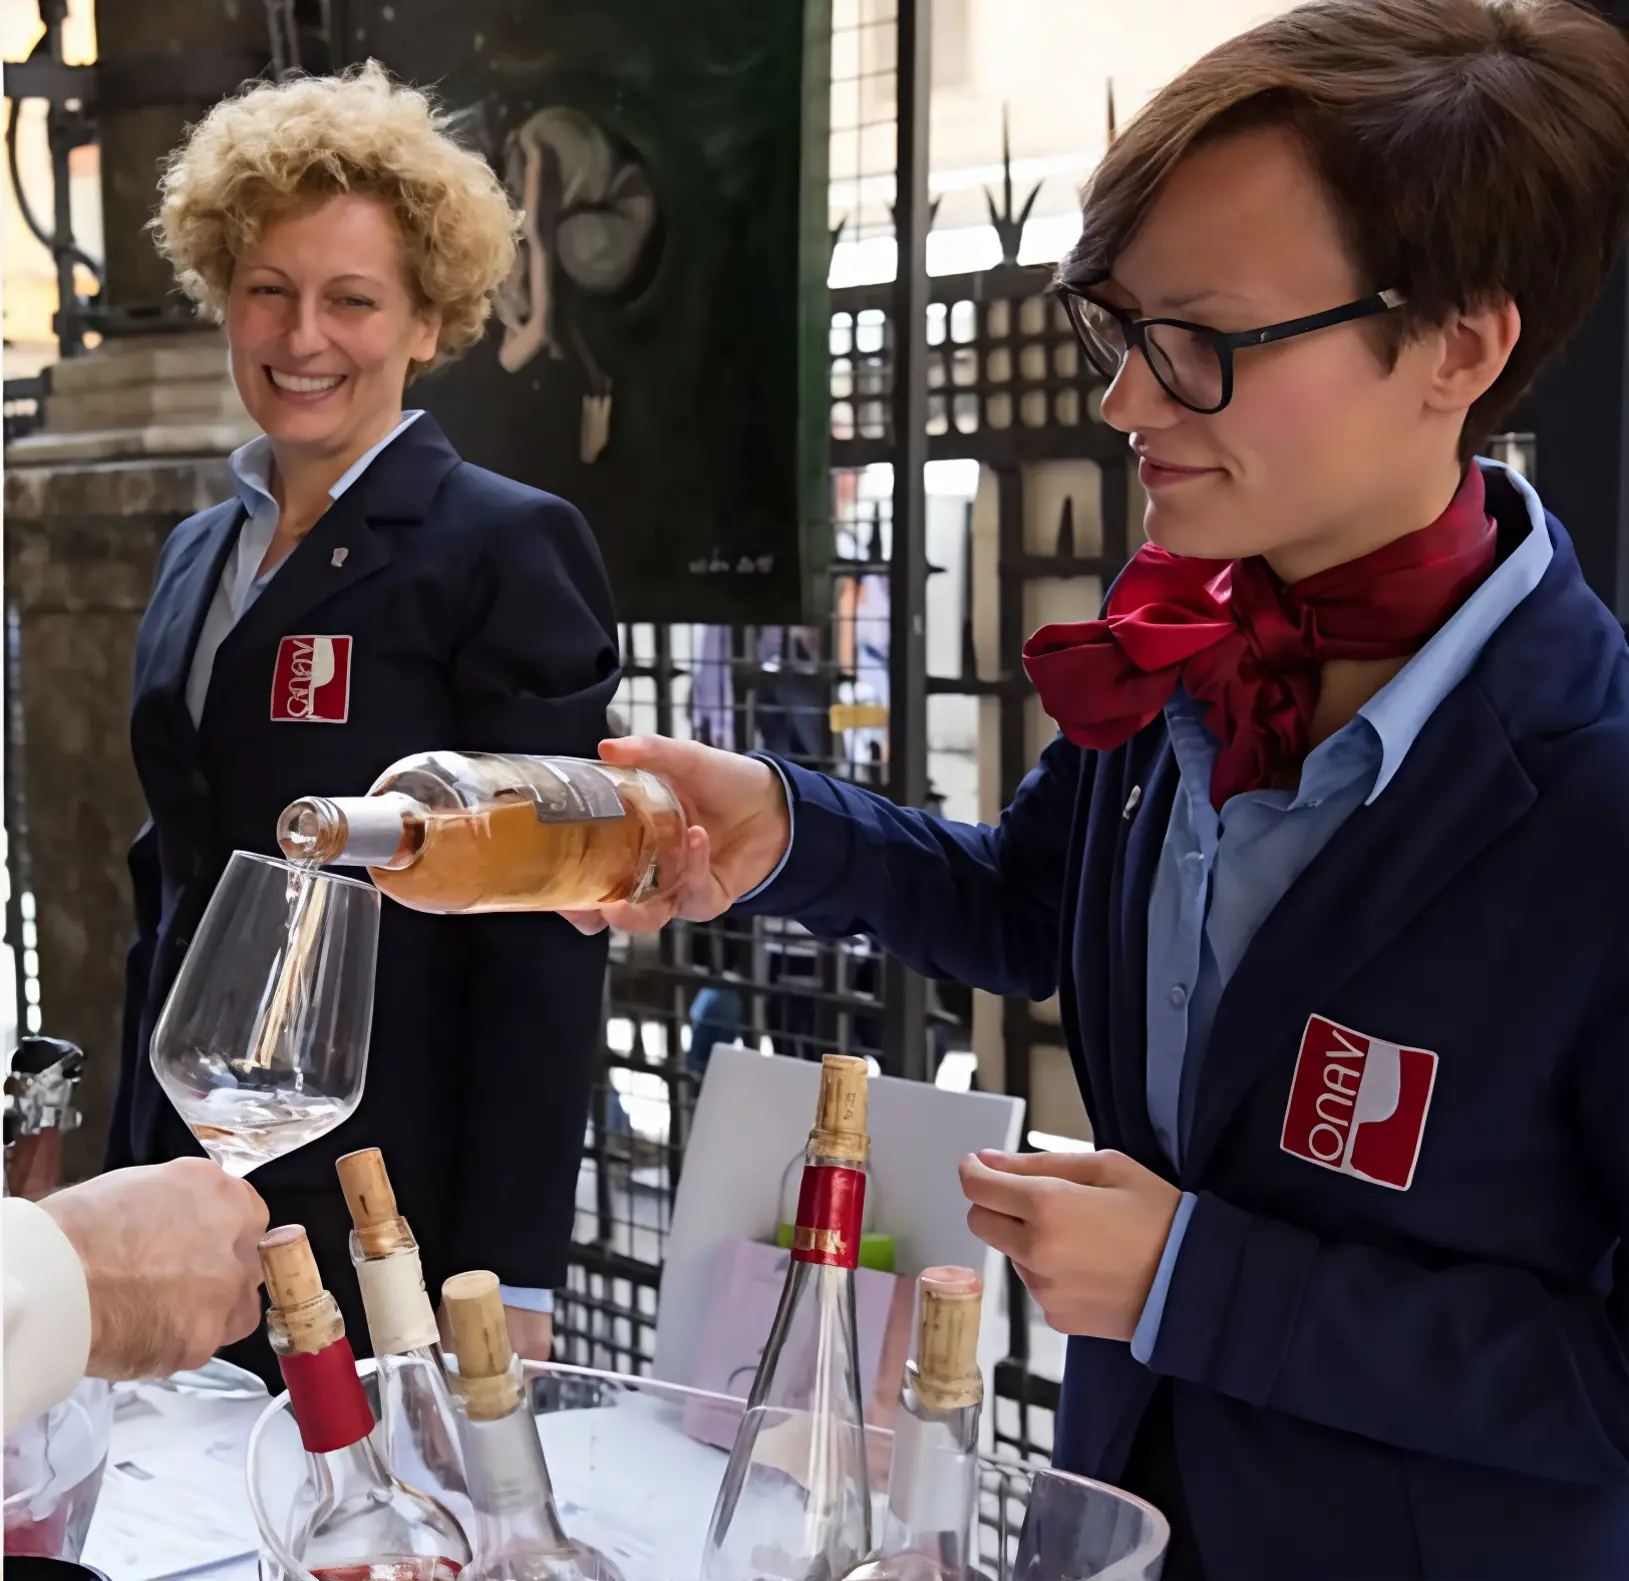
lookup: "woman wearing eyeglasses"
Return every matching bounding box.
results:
[559,2,1629,1578]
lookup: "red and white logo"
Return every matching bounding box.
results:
[1280,1015,1438,1191]
[270,635,352,724]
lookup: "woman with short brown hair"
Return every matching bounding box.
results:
[564,1,1629,1575]
[111,62,616,1380]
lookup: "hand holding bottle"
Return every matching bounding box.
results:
[41,1158,268,1380]
[559,736,792,936]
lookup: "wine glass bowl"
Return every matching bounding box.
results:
[150,851,380,1178]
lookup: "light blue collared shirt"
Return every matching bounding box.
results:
[181,408,552,1317]
[1130,461,1553,1362]
[183,411,426,727]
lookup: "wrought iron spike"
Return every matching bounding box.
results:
[984,103,1044,265]
[1056,496,1076,559]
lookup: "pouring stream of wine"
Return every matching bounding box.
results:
[241,859,330,1074]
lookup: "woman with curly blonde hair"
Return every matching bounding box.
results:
[112,62,618,1384]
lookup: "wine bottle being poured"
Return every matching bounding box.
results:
[275,751,684,915]
[336,1148,471,1516]
[441,1269,624,1581]
[698,1054,875,1581]
[258,1224,470,1581]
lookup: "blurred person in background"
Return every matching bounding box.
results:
[108,63,619,1386]
[560,1,1629,1576]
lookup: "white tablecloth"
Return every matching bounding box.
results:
[81,1377,267,1581]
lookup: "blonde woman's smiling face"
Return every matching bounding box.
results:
[226,192,441,462]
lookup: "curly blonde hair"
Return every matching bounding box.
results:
[151,61,519,372]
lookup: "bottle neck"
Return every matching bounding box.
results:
[877,1364,982,1566]
[278,792,423,869]
[277,1334,376,1455]
[457,1399,572,1552]
[312,1431,396,1496]
[790,1150,867,1271]
[353,1239,442,1357]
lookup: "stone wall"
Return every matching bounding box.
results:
[4,455,232,1181]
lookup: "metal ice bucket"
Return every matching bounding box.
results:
[246,1360,1167,1581]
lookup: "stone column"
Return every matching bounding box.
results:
[2,0,269,1179]
[4,454,237,1183]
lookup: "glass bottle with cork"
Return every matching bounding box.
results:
[258,1224,470,1580]
[843,1268,990,1581]
[336,1148,470,1513]
[441,1269,623,1581]
[698,1053,875,1580]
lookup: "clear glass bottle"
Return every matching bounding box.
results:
[699,1055,875,1581]
[258,1225,471,1581]
[336,1148,471,1517]
[843,1269,988,1581]
[276,751,685,914]
[441,1270,624,1581]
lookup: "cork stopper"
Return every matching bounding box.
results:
[443,1269,520,1420]
[809,1053,870,1164]
[912,1265,983,1412]
[259,1225,344,1353]
[336,1147,414,1257]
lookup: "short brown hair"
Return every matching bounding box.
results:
[1064,0,1629,457]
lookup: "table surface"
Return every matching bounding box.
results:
[80,1373,267,1581]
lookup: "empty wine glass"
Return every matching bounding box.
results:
[150,850,379,1178]
[1011,1466,1169,1581]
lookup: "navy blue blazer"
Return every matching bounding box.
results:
[111,413,617,1294]
[741,468,1629,1579]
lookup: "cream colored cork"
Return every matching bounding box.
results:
[810,1053,870,1164]
[912,1265,984,1412]
[258,1225,344,1353]
[336,1147,414,1257]
[443,1269,520,1420]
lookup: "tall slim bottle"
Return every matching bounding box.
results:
[276,751,684,914]
[843,1269,988,1581]
[258,1225,471,1580]
[441,1269,624,1581]
[336,1148,470,1511]
[699,1054,874,1581]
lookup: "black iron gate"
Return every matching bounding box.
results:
[548,0,1136,1471]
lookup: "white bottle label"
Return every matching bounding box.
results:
[357,1250,440,1355]
[891,1416,973,1534]
[511,759,627,823]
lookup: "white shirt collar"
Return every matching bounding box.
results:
[228,409,426,516]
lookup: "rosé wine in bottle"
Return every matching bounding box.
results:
[276,751,684,915]
[258,1225,470,1580]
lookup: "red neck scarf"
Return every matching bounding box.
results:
[1021,466,1498,809]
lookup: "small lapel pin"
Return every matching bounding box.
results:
[1122,784,1143,821]
[331,547,349,568]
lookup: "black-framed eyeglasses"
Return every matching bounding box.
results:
[1057,280,1406,414]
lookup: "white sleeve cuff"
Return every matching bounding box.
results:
[497,1285,555,1314]
[3,1196,93,1436]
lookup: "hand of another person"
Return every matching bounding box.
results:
[41,1158,269,1380]
[959,1149,1181,1342]
[505,1306,554,1363]
[561,735,792,936]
